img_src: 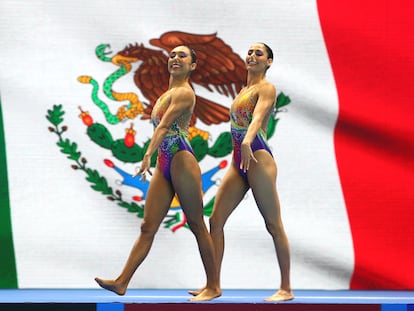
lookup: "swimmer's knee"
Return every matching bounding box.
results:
[265,221,282,238]
[140,220,158,238]
[186,218,205,235]
[209,214,225,234]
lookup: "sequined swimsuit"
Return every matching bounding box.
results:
[151,92,194,181]
[230,88,273,181]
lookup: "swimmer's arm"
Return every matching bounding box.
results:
[144,87,195,159]
[239,83,275,171]
[242,83,276,145]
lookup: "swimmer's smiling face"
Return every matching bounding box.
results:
[168,46,196,75]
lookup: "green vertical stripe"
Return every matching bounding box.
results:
[0,98,18,288]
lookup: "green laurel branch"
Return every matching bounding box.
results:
[85,168,113,194]
[57,139,81,161]
[46,104,144,218]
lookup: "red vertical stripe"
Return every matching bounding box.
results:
[317,0,414,289]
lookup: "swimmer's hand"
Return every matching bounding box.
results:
[133,169,152,182]
[133,154,153,182]
[240,142,258,172]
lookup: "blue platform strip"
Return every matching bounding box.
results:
[0,289,413,310]
[97,304,124,311]
[381,305,407,311]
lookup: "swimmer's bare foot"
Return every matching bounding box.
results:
[189,287,222,301]
[94,277,127,296]
[188,286,205,296]
[265,289,294,302]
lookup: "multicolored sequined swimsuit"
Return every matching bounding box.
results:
[151,92,194,182]
[230,87,273,181]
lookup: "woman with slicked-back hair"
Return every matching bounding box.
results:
[95,45,220,301]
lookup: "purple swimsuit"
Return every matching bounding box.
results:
[230,88,273,181]
[151,92,194,182]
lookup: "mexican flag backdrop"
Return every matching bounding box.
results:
[0,0,413,290]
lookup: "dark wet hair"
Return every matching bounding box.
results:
[183,45,197,64]
[190,48,197,64]
[260,42,274,60]
[257,42,274,72]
